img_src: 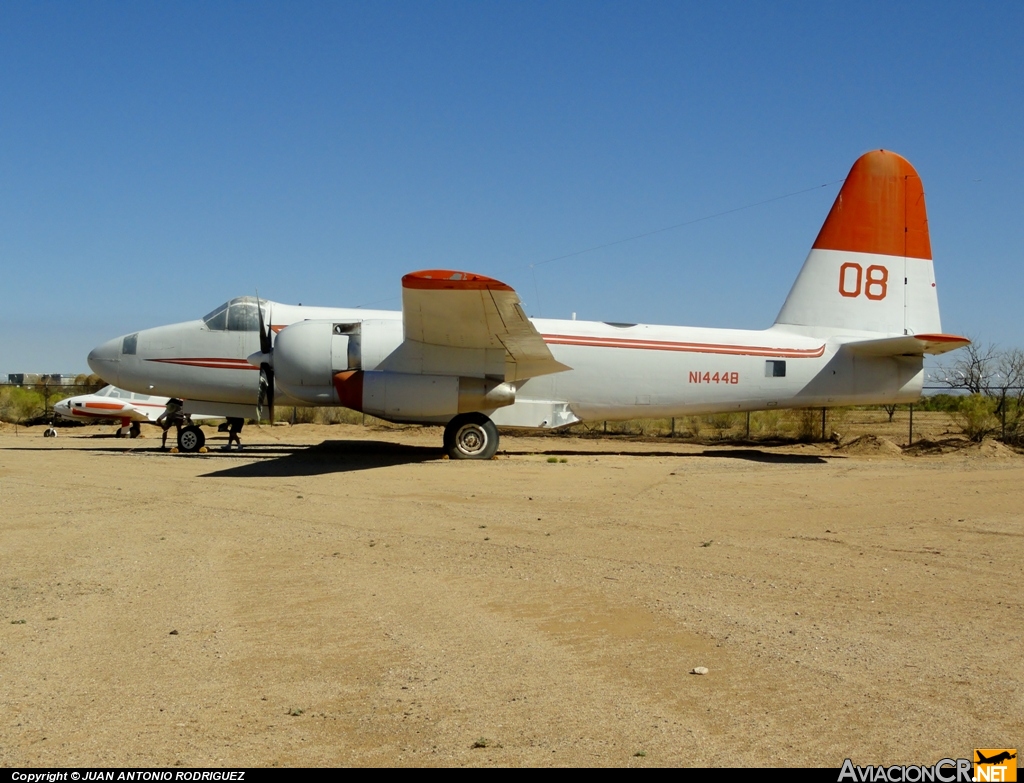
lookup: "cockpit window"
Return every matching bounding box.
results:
[122,333,138,355]
[227,301,260,332]
[95,385,114,397]
[202,303,228,331]
[202,297,266,332]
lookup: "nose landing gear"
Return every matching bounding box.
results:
[177,425,206,453]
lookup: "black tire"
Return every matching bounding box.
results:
[178,425,206,453]
[129,422,141,438]
[114,428,125,438]
[443,413,499,460]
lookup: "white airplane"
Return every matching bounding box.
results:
[53,385,211,441]
[87,150,969,457]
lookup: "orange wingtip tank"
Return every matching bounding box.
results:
[402,270,513,291]
[813,150,932,260]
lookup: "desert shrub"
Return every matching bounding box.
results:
[0,387,46,424]
[750,409,781,437]
[684,415,702,438]
[826,406,849,436]
[782,407,847,442]
[1003,399,1024,445]
[273,406,316,424]
[917,394,966,413]
[274,406,380,425]
[317,407,365,425]
[950,394,998,442]
[791,408,823,441]
[704,412,737,439]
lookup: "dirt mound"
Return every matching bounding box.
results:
[903,437,966,456]
[968,438,1018,458]
[904,437,1019,458]
[836,434,903,457]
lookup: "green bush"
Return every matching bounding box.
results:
[916,394,967,413]
[0,387,46,424]
[950,394,998,442]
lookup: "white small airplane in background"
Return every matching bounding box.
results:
[53,385,211,441]
[88,150,969,457]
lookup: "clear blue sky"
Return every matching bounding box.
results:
[2,1,1021,374]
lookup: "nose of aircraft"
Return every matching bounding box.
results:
[87,337,121,384]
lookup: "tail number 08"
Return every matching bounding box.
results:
[839,262,888,300]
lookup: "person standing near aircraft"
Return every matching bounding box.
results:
[224,417,243,451]
[156,398,185,449]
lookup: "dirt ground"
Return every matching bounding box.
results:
[1,414,1022,767]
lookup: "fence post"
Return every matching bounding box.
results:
[908,404,914,446]
[821,407,827,440]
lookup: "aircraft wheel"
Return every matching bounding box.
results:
[444,413,499,460]
[114,429,125,438]
[129,422,141,438]
[178,425,206,453]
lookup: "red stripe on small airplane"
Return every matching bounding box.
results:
[540,334,825,358]
[147,358,259,370]
[82,401,128,410]
[71,409,132,419]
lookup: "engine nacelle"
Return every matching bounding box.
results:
[334,371,515,421]
[272,320,349,404]
[273,318,403,404]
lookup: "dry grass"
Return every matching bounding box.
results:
[562,407,901,444]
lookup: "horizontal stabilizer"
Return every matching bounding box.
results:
[843,333,970,357]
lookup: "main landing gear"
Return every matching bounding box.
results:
[115,421,142,438]
[443,413,499,460]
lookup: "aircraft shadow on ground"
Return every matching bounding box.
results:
[200,440,442,478]
[2,441,831,467]
[522,447,831,464]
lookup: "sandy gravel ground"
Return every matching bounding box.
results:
[1,420,1022,767]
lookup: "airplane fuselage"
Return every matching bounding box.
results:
[88,303,923,429]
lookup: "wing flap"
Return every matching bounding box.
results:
[401,270,571,381]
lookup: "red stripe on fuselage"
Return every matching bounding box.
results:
[146,358,259,370]
[539,334,825,358]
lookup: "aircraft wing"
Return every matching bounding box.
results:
[843,333,971,357]
[399,270,571,381]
